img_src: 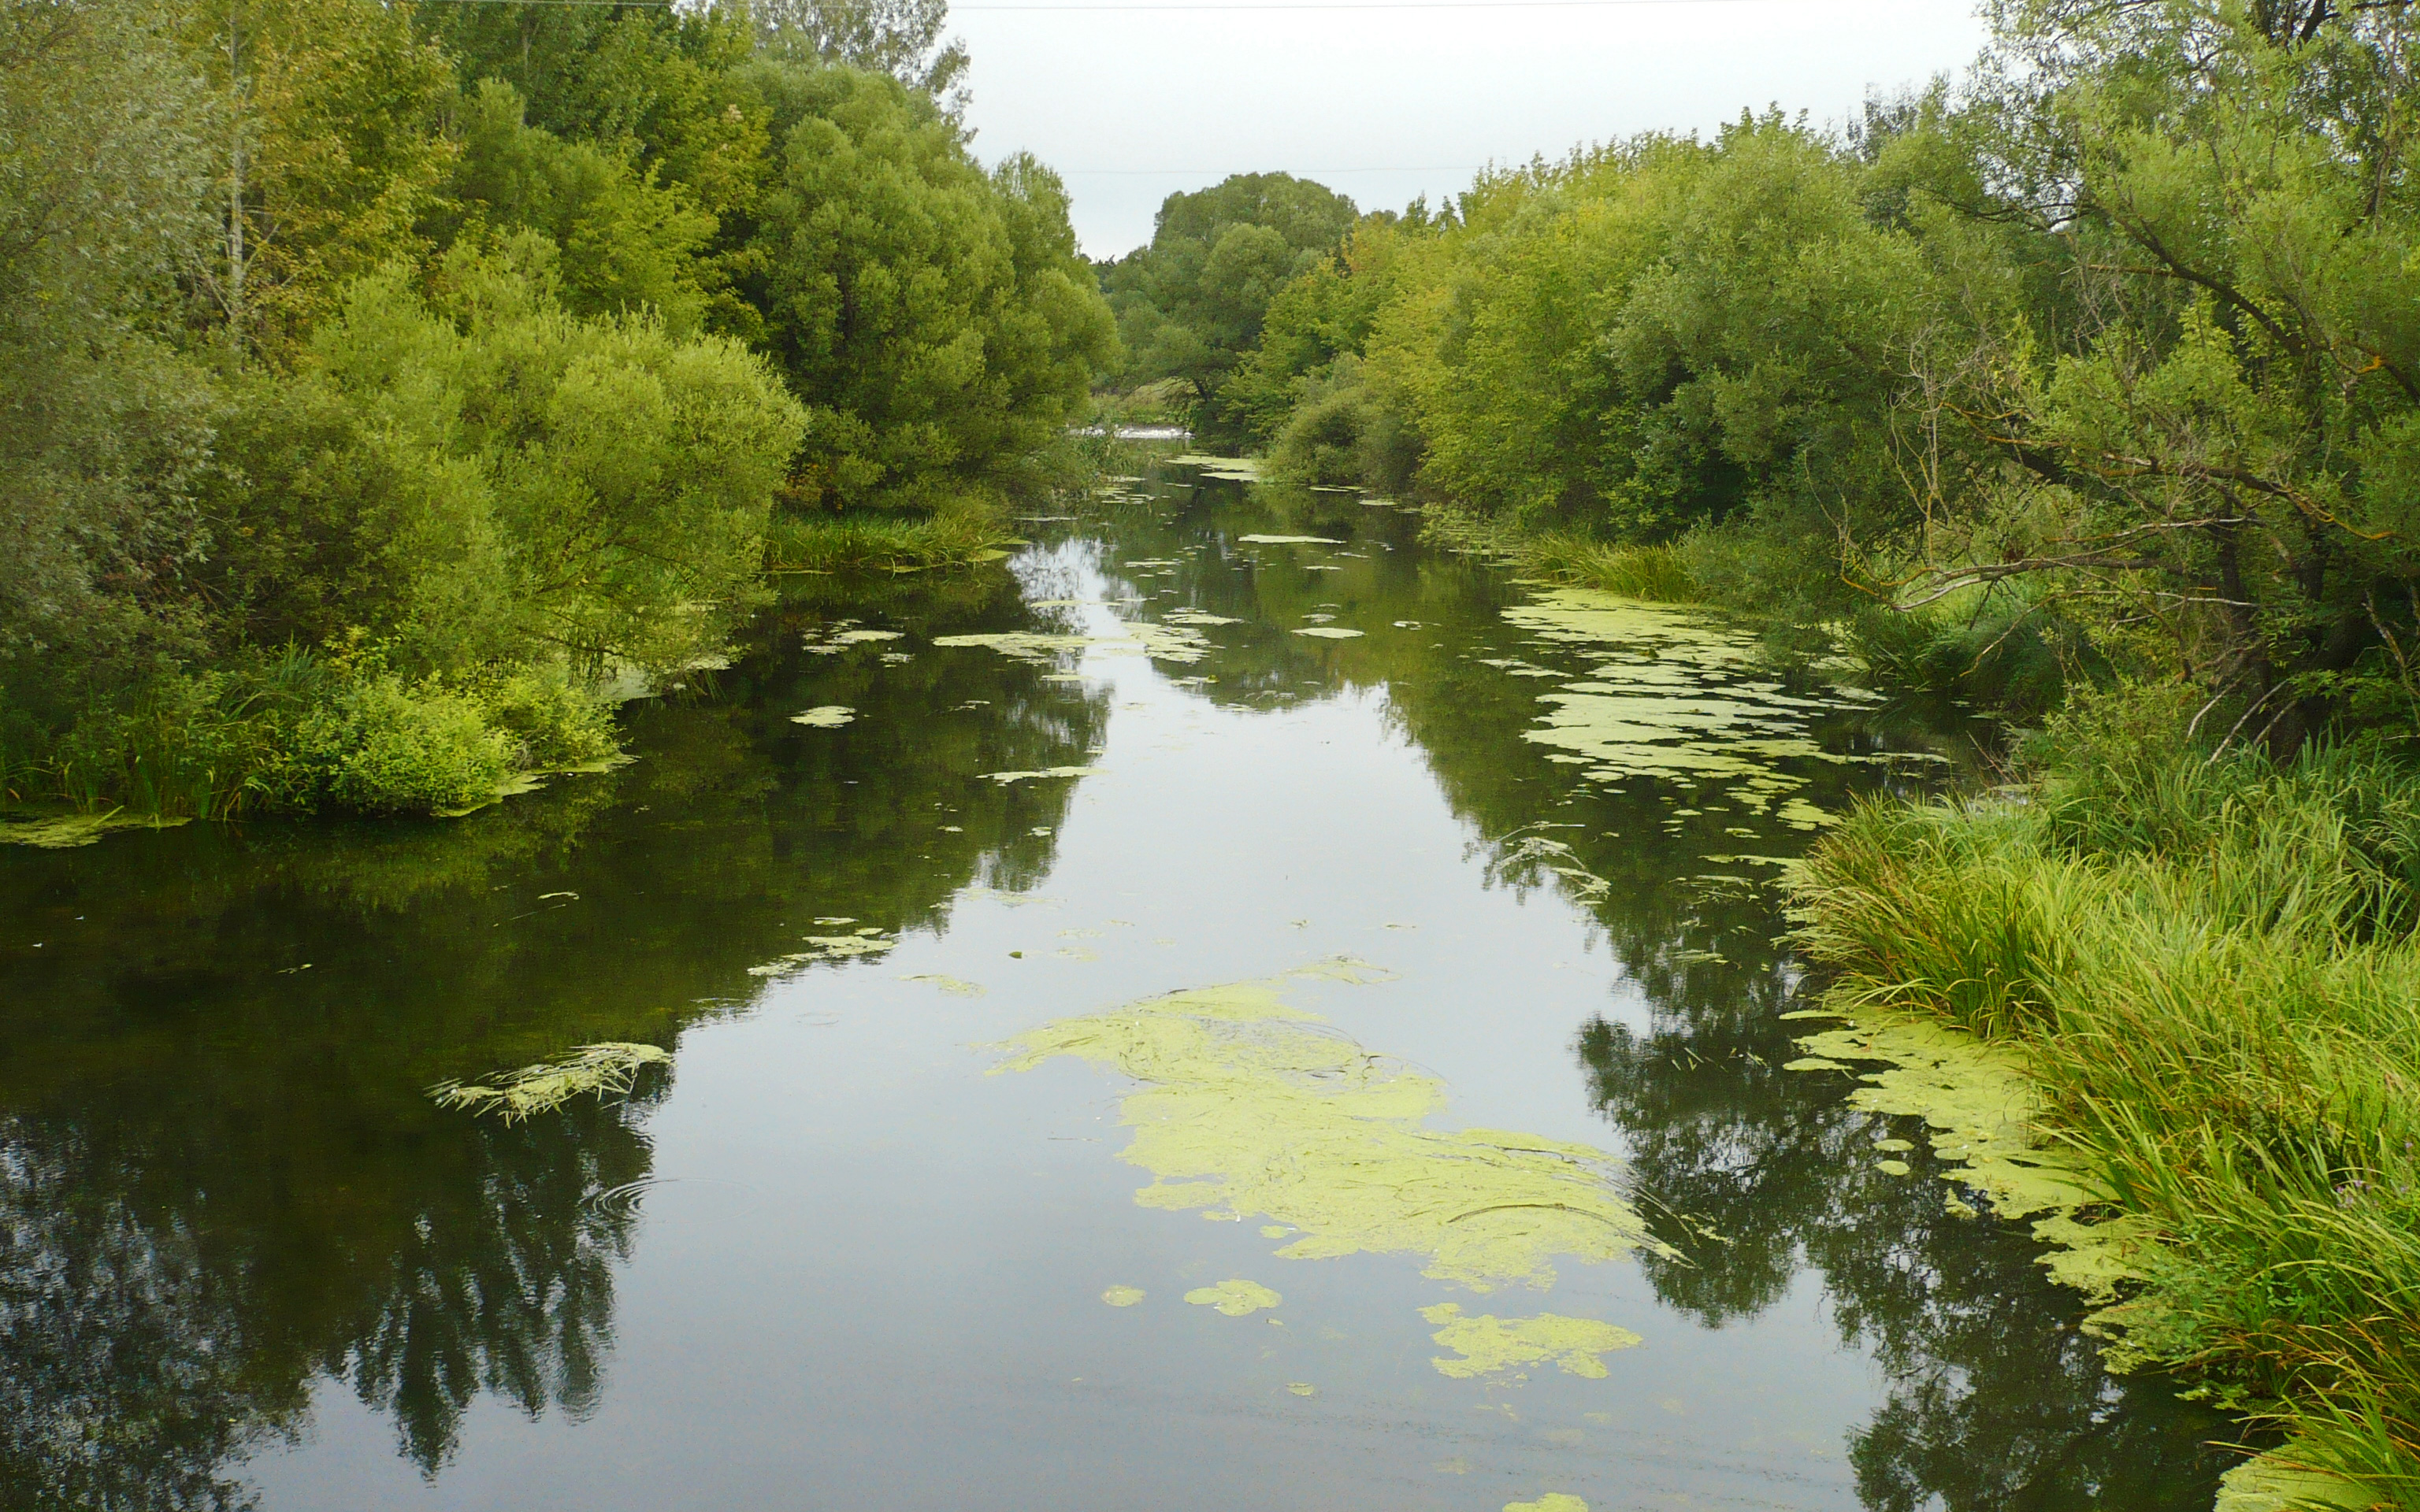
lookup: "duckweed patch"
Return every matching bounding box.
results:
[749,931,896,975]
[1501,590,1876,817]
[995,964,1668,1292]
[0,810,191,848]
[429,1042,668,1122]
[979,766,1101,784]
[1420,1303,1641,1380]
[1785,1006,2147,1304]
[935,622,1215,666]
[902,974,985,997]
[1186,1279,1281,1315]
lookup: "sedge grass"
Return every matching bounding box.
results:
[1790,744,2420,1502]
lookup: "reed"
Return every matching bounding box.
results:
[1791,739,2420,1501]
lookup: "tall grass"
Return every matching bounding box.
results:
[1791,732,2420,1502]
[763,510,1016,574]
[1420,507,1700,602]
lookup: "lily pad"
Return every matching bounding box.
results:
[791,706,856,727]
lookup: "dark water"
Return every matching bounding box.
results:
[2,463,2234,1511]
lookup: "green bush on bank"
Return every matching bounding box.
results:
[7,653,620,821]
[1791,697,2420,1499]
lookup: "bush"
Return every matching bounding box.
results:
[284,675,514,814]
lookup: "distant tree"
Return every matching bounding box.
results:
[752,0,969,113]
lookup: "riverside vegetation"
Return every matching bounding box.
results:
[1,0,1110,822]
[1089,0,2420,1496]
[14,0,2420,1496]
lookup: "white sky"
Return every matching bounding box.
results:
[952,0,1991,258]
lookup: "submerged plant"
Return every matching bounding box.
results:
[428,1042,670,1122]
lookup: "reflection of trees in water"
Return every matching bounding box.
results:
[0,1116,291,1512]
[0,564,1109,1503]
[328,1086,659,1475]
[1579,962,2233,1509]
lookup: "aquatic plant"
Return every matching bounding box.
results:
[994,962,1668,1292]
[1789,739,2420,1501]
[428,1042,670,1122]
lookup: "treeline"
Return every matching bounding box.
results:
[1114,0,2420,758]
[1,0,1112,819]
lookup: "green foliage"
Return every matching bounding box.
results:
[739,65,1113,511]
[1793,732,2420,1499]
[1100,172,1360,442]
[441,80,718,332]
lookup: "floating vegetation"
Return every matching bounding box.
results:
[1286,1382,1317,1396]
[979,766,1101,784]
[1237,533,1339,545]
[0,810,190,848]
[1421,1303,1641,1380]
[1499,834,1610,903]
[803,622,905,654]
[1292,627,1364,639]
[1783,1006,2150,1302]
[791,706,856,727]
[429,1042,669,1122]
[1101,1285,1146,1307]
[1501,590,1876,817]
[1169,454,1261,481]
[749,930,896,976]
[935,621,1214,666]
[1185,1279,1282,1316]
[1505,1496,1588,1512]
[2214,1445,2374,1511]
[1162,610,1240,626]
[902,974,985,997]
[994,962,1668,1292]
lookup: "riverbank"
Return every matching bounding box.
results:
[1788,697,2420,1505]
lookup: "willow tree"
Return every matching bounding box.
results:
[1896,0,2420,755]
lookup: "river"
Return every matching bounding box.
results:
[1,457,2237,1510]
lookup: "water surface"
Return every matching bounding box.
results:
[2,465,2233,1510]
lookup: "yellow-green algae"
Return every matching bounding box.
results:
[750,930,896,976]
[1784,1006,2155,1306]
[934,622,1214,665]
[902,973,985,997]
[993,962,1668,1292]
[2212,1444,2373,1511]
[1100,1285,1145,1307]
[0,810,190,848]
[791,706,856,727]
[1505,1495,1588,1512]
[429,1042,669,1122]
[1285,1381,1316,1396]
[1500,590,1879,816]
[1185,1278,1281,1315]
[979,766,1101,784]
[1420,1303,1641,1379]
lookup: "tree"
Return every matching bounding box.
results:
[751,0,969,113]
[738,63,1111,512]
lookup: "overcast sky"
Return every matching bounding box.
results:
[950,0,1991,258]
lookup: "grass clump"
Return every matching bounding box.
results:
[764,506,1016,574]
[1419,506,1699,603]
[1789,694,2420,1500]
